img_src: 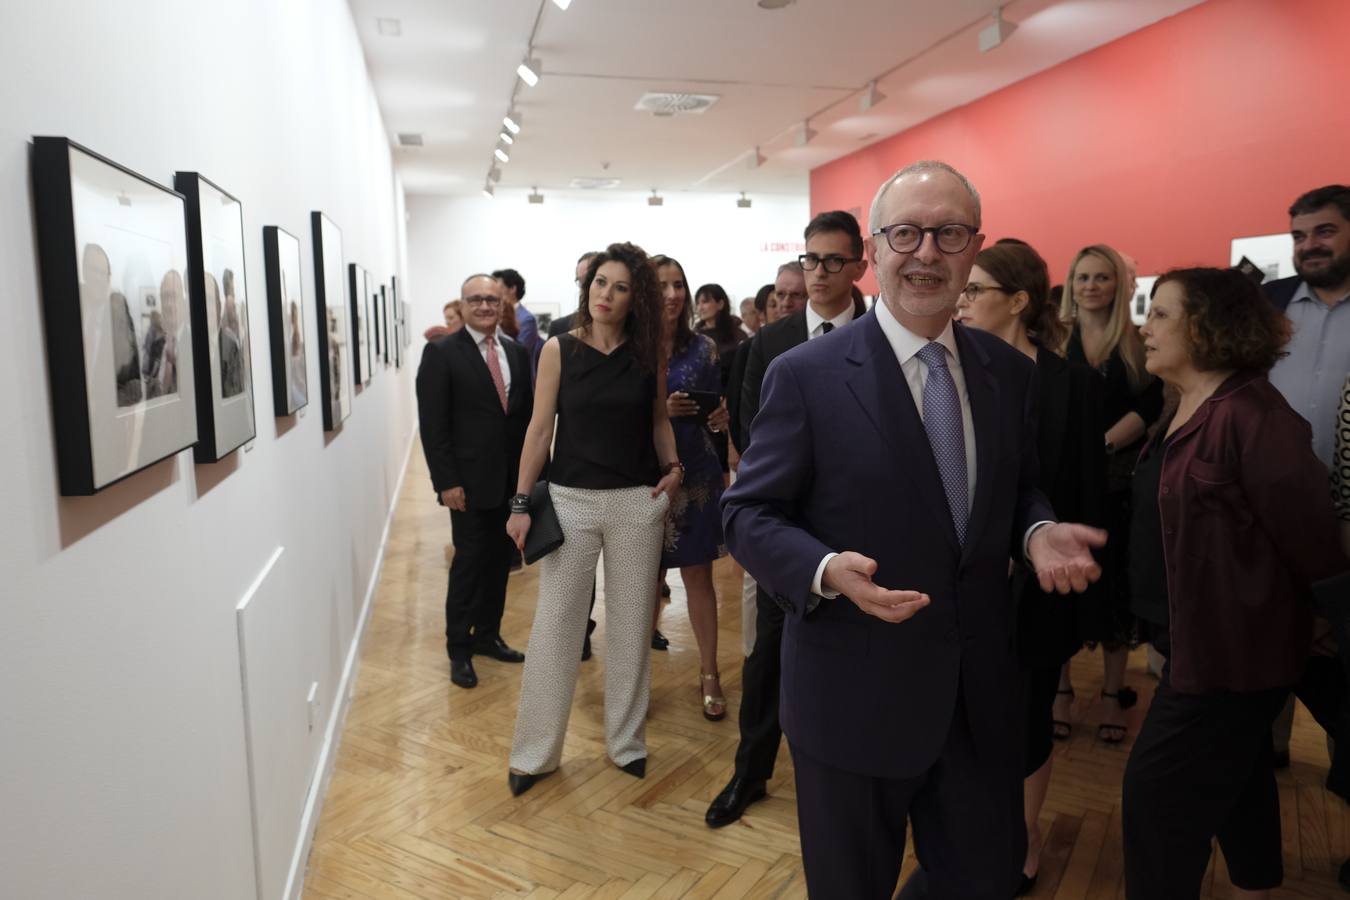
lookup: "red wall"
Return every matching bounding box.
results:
[811,0,1350,292]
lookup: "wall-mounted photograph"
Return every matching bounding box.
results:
[380,283,390,365]
[311,212,351,431]
[32,137,198,495]
[176,172,256,461]
[348,263,371,387]
[263,226,307,416]
[363,269,376,385]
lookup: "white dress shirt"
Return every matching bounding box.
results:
[805,302,856,339]
[810,300,1048,598]
[464,324,511,395]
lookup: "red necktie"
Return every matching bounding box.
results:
[485,333,508,412]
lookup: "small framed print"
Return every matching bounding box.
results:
[311,212,351,431]
[263,226,307,416]
[348,263,372,386]
[32,137,198,495]
[175,172,256,462]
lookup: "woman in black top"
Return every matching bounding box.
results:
[1056,244,1164,744]
[505,242,683,796]
[957,241,1107,893]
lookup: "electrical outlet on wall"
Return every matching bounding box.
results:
[306,681,319,732]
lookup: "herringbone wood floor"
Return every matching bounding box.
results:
[304,444,1350,899]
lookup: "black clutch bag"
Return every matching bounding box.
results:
[522,481,564,564]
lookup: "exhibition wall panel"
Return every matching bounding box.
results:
[0,1,414,898]
[810,0,1350,288]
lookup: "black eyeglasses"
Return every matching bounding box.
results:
[961,283,1007,300]
[872,223,977,255]
[463,295,501,307]
[798,253,862,274]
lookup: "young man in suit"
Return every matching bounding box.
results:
[705,213,869,829]
[416,274,534,689]
[721,161,1104,898]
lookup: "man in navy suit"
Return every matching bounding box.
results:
[722,161,1105,899]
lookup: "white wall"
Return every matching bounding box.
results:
[405,190,810,333]
[0,2,413,898]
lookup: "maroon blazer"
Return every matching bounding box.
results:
[1154,370,1348,693]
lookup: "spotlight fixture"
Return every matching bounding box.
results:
[499,131,514,145]
[503,113,522,134]
[747,146,766,169]
[859,80,886,112]
[528,187,544,204]
[979,6,1017,52]
[647,189,664,207]
[482,183,495,199]
[736,192,752,209]
[494,147,510,163]
[795,120,818,148]
[517,57,541,87]
[551,0,573,8]
[488,166,502,183]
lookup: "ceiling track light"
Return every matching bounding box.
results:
[647,189,664,207]
[482,183,495,199]
[499,131,514,145]
[979,6,1017,52]
[795,120,818,148]
[488,166,502,183]
[503,113,522,134]
[494,147,510,163]
[747,147,766,170]
[517,56,541,87]
[860,80,886,112]
[551,0,573,8]
[736,192,752,209]
[528,187,544,204]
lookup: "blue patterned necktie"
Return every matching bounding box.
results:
[916,342,968,543]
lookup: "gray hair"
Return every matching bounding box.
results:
[776,260,804,277]
[867,160,982,234]
[460,272,495,293]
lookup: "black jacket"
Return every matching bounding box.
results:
[738,311,809,446]
[415,328,533,509]
[1262,274,1300,312]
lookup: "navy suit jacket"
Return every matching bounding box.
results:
[722,309,1054,779]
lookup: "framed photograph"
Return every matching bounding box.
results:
[392,298,402,370]
[363,269,376,382]
[380,284,390,365]
[311,212,351,431]
[402,300,411,349]
[348,263,372,386]
[176,172,256,462]
[31,137,198,495]
[1231,233,1295,283]
[262,226,307,416]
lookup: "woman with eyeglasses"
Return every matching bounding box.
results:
[653,256,733,719]
[1056,244,1164,745]
[505,242,683,796]
[957,241,1107,894]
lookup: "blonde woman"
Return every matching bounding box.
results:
[1056,244,1163,744]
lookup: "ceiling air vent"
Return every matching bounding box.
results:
[569,177,622,190]
[396,133,424,147]
[634,93,720,117]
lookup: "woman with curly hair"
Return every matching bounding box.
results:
[1057,243,1164,744]
[505,242,683,795]
[1122,267,1348,897]
[653,256,732,720]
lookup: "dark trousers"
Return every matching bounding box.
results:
[446,503,513,661]
[1295,654,1350,798]
[790,686,1023,900]
[1122,675,1289,898]
[733,587,786,781]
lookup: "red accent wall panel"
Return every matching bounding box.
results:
[810,0,1350,291]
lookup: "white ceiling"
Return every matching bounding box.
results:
[351,0,1205,198]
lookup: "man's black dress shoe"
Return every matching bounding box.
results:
[474,636,525,663]
[1273,749,1291,770]
[651,629,670,651]
[704,775,767,828]
[1339,856,1350,891]
[1015,872,1038,896]
[450,659,478,688]
[509,771,541,796]
[619,757,646,778]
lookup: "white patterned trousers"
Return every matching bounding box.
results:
[510,484,667,774]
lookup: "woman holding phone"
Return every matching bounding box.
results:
[654,255,731,720]
[504,242,683,796]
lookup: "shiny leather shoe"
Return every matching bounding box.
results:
[474,636,525,663]
[1338,856,1350,890]
[450,658,478,688]
[1015,872,1038,896]
[704,775,767,828]
[619,757,646,779]
[508,770,544,797]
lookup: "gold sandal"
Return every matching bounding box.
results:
[701,672,726,721]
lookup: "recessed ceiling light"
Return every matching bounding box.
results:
[757,0,795,8]
[396,133,423,147]
[376,17,401,36]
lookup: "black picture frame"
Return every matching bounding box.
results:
[348,262,371,386]
[363,269,376,381]
[31,136,198,495]
[263,226,308,416]
[311,212,351,431]
[175,172,256,462]
[380,284,390,365]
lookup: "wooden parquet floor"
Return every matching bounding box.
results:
[304,444,1350,899]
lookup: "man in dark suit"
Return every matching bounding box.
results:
[706,214,869,829]
[417,273,533,689]
[721,161,1104,898]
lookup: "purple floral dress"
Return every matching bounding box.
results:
[662,334,726,568]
